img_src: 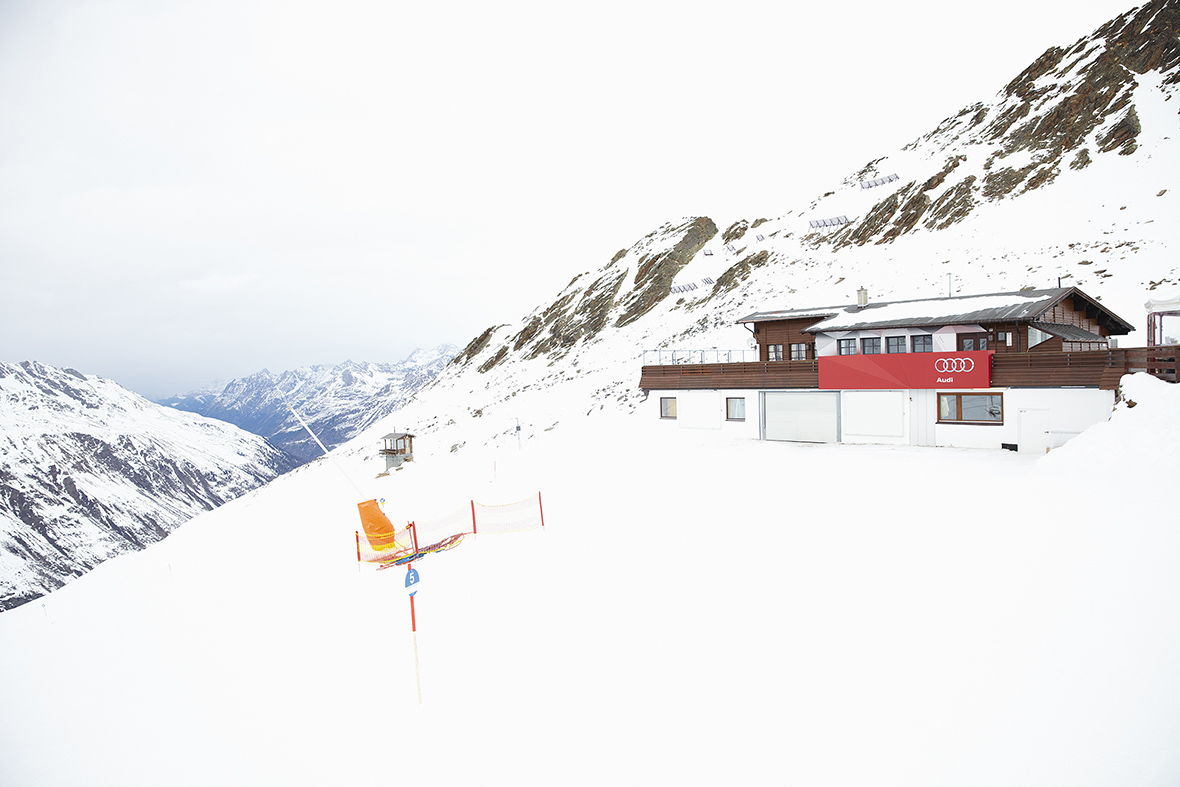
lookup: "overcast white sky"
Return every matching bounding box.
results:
[0,0,1136,399]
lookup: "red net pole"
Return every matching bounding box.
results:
[538,491,545,528]
[470,500,477,535]
[407,562,418,632]
[410,521,419,554]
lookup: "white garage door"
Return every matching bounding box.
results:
[763,391,839,443]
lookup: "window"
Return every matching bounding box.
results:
[938,393,1003,424]
[726,397,745,421]
[837,338,857,355]
[660,397,677,419]
[861,337,881,355]
[959,334,988,351]
[1028,326,1051,347]
[789,343,809,361]
[767,344,783,361]
[886,336,907,354]
[912,334,933,353]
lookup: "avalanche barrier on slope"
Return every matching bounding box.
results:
[355,493,545,568]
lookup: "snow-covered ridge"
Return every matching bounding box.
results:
[0,360,298,610]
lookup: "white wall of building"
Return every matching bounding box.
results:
[648,389,760,439]
[841,390,908,445]
[933,387,1114,451]
[650,386,1115,453]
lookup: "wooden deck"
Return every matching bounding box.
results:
[639,347,1178,391]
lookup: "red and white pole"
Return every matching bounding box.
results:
[407,561,422,704]
[538,491,545,528]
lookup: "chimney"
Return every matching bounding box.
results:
[857,287,868,307]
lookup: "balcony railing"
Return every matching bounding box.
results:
[641,349,759,365]
[639,346,1178,391]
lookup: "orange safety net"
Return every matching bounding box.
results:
[356,493,544,568]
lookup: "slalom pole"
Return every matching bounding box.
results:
[538,491,545,529]
[470,500,478,536]
[408,562,422,705]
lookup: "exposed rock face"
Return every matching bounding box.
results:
[825,0,1179,248]
[709,250,771,297]
[615,217,717,328]
[1,361,299,611]
[454,217,717,374]
[722,220,750,244]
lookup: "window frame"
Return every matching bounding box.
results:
[911,334,933,353]
[725,397,746,421]
[660,397,677,419]
[837,338,857,356]
[886,336,907,354]
[861,337,881,355]
[937,392,1004,425]
[767,344,784,362]
[789,343,809,361]
[958,333,988,351]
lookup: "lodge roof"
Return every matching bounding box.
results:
[1029,321,1107,343]
[736,287,1135,335]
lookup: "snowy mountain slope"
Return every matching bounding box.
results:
[159,346,458,464]
[2,6,1180,782]
[1,373,1178,787]
[0,361,299,611]
[362,0,1178,464]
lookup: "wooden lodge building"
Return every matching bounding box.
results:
[639,287,1179,453]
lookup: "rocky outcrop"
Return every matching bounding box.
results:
[614,217,717,328]
[825,0,1178,248]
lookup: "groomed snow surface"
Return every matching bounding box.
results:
[2,374,1179,787]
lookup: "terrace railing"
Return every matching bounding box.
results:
[641,349,759,365]
[640,346,1179,391]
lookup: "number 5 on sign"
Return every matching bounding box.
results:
[405,567,420,596]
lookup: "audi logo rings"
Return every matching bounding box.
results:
[935,357,975,373]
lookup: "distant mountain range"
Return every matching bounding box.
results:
[0,360,300,611]
[157,346,458,463]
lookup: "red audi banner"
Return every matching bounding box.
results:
[818,350,993,390]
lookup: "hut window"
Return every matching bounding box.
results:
[725,397,746,421]
[789,343,809,361]
[660,397,677,419]
[767,344,784,362]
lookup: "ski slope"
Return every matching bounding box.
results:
[1,373,1178,787]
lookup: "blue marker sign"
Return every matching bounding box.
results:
[405,568,420,596]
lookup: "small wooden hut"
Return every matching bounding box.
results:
[379,432,414,470]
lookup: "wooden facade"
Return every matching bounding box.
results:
[745,289,1126,361]
[751,318,824,361]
